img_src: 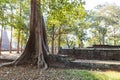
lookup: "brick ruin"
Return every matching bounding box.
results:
[59,45,120,61]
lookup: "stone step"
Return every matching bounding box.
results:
[67,59,120,71]
[72,60,120,65]
[48,55,120,71]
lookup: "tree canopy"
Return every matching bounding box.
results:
[0,0,120,57]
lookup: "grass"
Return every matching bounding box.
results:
[46,69,120,80]
[93,71,120,80]
[60,70,99,80]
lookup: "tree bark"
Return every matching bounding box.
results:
[66,37,70,48]
[15,0,49,67]
[20,31,23,52]
[9,3,13,54]
[9,27,12,53]
[17,29,20,53]
[58,26,61,49]
[102,34,105,45]
[17,1,22,54]
[113,28,116,45]
[51,25,55,54]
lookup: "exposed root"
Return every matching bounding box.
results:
[0,51,29,67]
[0,61,14,67]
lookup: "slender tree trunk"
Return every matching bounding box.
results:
[9,3,13,53]
[21,34,23,52]
[54,41,57,54]
[9,27,12,53]
[102,34,105,45]
[51,25,55,54]
[17,30,21,53]
[98,30,101,45]
[81,41,84,48]
[113,28,116,45]
[66,37,70,48]
[17,1,22,54]
[58,26,61,49]
[79,39,84,48]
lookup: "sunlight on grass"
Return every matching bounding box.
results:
[53,69,101,80]
[93,71,120,80]
[51,69,120,80]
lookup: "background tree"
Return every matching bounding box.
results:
[0,0,8,54]
[46,0,86,50]
[87,3,120,46]
[7,0,17,53]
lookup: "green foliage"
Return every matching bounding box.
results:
[45,0,87,48]
[1,0,120,47]
[0,1,8,28]
[87,3,120,46]
[0,0,30,47]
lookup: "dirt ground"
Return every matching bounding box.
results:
[0,65,64,80]
[1,64,120,80]
[1,52,120,80]
[0,51,20,60]
[0,52,68,80]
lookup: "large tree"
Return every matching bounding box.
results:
[0,0,49,70]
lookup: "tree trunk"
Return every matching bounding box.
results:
[66,37,70,48]
[17,30,20,53]
[20,32,23,52]
[9,3,13,54]
[17,1,22,54]
[102,34,105,45]
[58,26,61,49]
[51,25,55,54]
[15,0,49,66]
[0,0,49,70]
[9,27,12,53]
[113,28,116,45]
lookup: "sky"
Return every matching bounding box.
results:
[84,0,120,10]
